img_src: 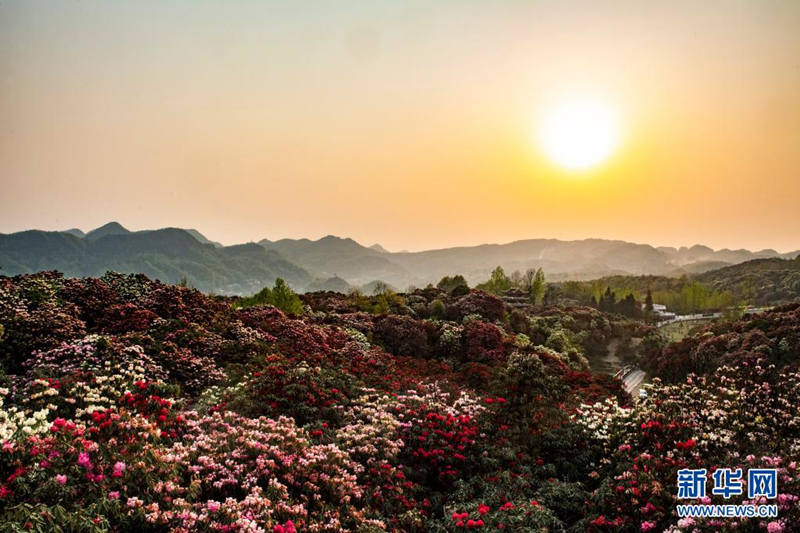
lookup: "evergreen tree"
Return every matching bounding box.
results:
[437,275,469,296]
[530,267,546,305]
[237,278,304,315]
[477,266,511,295]
[271,278,304,315]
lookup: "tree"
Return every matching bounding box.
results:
[436,275,469,296]
[237,278,304,315]
[271,278,304,315]
[616,293,641,318]
[599,287,616,312]
[372,281,390,296]
[477,266,511,295]
[529,268,546,305]
[644,288,655,322]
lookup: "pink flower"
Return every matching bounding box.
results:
[108,491,120,500]
[127,497,141,508]
[112,461,126,477]
[55,474,67,485]
[641,521,656,532]
[767,522,785,533]
[207,500,221,513]
[77,452,92,469]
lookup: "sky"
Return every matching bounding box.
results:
[1,1,799,252]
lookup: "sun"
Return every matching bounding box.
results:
[538,96,621,171]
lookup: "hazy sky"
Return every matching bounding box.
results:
[1,1,799,252]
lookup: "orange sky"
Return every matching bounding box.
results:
[1,1,799,252]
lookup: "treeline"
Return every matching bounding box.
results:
[474,266,547,304]
[552,276,738,315]
[238,268,740,321]
[233,277,304,314]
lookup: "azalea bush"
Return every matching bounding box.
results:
[0,272,799,531]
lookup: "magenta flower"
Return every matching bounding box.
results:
[112,461,126,477]
[55,474,67,485]
[77,452,92,469]
[767,522,785,533]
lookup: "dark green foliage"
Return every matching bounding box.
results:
[436,274,470,296]
[235,278,304,315]
[476,266,512,295]
[0,228,311,295]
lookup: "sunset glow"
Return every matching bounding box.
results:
[0,2,799,251]
[538,96,621,171]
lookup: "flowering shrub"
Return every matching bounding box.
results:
[446,291,506,323]
[646,303,800,381]
[1,272,799,531]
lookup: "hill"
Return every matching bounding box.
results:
[1,272,798,530]
[62,228,86,238]
[305,275,352,293]
[261,235,798,290]
[0,228,310,294]
[550,256,800,313]
[260,235,411,286]
[696,256,800,305]
[85,221,131,240]
[3,222,798,295]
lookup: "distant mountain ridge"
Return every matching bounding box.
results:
[0,224,310,294]
[1,222,797,295]
[260,234,799,289]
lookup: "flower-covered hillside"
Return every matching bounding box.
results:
[0,272,798,531]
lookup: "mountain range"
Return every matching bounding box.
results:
[1,222,797,294]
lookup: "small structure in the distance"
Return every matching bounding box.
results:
[651,303,676,321]
[501,289,531,309]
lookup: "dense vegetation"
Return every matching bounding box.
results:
[0,228,311,295]
[4,223,798,298]
[0,272,797,531]
[548,256,800,315]
[696,257,800,306]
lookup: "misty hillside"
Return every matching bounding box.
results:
[1,222,797,295]
[259,235,411,286]
[696,256,800,305]
[259,234,799,290]
[0,225,310,294]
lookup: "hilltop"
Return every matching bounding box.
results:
[1,222,797,295]
[0,225,310,294]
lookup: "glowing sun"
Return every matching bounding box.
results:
[538,96,621,171]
